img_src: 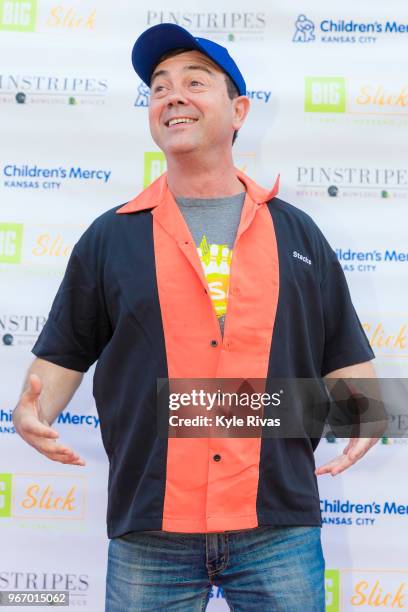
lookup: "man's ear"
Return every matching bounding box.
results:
[232,96,250,131]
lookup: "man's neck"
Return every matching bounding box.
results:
[166,152,245,199]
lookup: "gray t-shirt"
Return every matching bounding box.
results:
[176,191,246,335]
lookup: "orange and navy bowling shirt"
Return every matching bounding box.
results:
[33,170,375,538]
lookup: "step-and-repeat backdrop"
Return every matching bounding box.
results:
[1,1,407,610]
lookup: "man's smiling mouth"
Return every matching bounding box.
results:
[165,117,198,127]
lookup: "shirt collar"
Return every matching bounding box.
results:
[116,169,279,215]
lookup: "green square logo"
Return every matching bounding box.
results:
[305,77,346,113]
[143,152,167,188]
[0,0,37,32]
[0,473,12,518]
[0,223,23,263]
[325,569,340,612]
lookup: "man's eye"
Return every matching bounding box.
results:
[190,80,203,87]
[152,84,168,94]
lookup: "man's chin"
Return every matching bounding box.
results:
[163,141,201,157]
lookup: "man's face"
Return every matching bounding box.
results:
[148,50,246,157]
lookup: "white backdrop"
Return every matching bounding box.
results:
[1,1,407,610]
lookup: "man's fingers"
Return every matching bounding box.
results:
[70,458,86,466]
[342,440,354,454]
[348,447,365,462]
[37,444,86,466]
[329,456,354,476]
[35,440,77,456]
[315,454,353,476]
[44,452,86,466]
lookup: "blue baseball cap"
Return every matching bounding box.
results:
[131,23,246,97]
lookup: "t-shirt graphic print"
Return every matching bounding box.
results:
[175,191,246,335]
[198,235,233,318]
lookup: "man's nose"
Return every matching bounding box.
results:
[166,89,188,106]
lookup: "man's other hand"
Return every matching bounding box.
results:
[315,437,379,476]
[316,359,378,476]
[13,373,85,466]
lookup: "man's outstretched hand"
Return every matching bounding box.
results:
[318,360,380,476]
[315,437,379,477]
[13,373,85,466]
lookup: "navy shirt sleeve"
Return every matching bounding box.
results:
[32,223,112,373]
[317,230,375,377]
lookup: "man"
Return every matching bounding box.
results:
[13,23,377,611]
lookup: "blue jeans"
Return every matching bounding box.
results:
[105,526,325,611]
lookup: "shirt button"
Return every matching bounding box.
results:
[210,339,218,347]
[213,454,221,462]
